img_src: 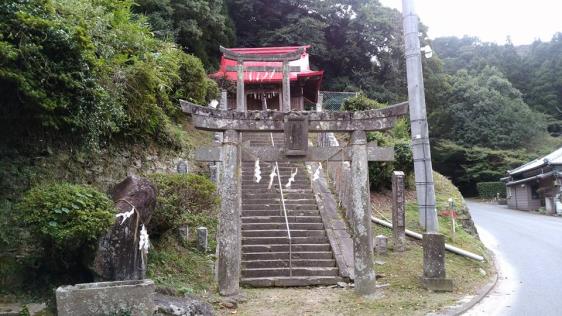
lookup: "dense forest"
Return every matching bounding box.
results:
[1,0,561,195]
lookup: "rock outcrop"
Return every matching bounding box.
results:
[93,175,157,281]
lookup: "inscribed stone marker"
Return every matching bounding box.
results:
[392,171,406,252]
[197,227,208,252]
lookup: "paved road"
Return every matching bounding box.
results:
[465,200,562,316]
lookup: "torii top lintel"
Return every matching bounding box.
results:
[219,46,305,62]
[180,100,409,133]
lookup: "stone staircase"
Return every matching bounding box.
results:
[240,133,343,287]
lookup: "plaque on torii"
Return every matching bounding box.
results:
[181,99,409,297]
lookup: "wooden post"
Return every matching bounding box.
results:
[217,129,241,296]
[350,130,376,296]
[236,60,246,112]
[282,60,291,112]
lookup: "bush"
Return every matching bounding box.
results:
[147,174,219,238]
[342,93,386,111]
[16,183,115,251]
[367,119,414,190]
[476,182,506,198]
[0,0,218,148]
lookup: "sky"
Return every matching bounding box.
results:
[379,0,562,45]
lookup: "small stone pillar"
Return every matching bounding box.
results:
[217,129,241,297]
[350,130,377,296]
[220,89,228,110]
[392,171,406,252]
[316,93,328,147]
[178,225,189,247]
[421,233,453,291]
[282,60,291,112]
[197,227,208,252]
[236,60,245,112]
[374,235,388,255]
[177,160,188,174]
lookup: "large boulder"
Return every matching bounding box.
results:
[93,175,157,281]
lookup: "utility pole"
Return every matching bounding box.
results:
[401,0,438,232]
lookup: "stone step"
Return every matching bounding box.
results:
[240,276,343,287]
[241,187,312,192]
[242,229,326,238]
[242,204,317,210]
[242,193,314,199]
[241,168,304,172]
[242,259,336,269]
[241,216,322,223]
[242,198,316,203]
[242,236,329,245]
[241,181,311,186]
[241,267,339,278]
[242,251,334,260]
[242,243,332,252]
[242,210,320,217]
[241,163,301,167]
[242,222,324,230]
[238,177,310,181]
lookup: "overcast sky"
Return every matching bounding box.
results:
[379,0,562,45]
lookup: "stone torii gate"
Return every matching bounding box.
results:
[181,99,409,297]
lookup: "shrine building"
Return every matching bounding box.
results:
[210,46,323,111]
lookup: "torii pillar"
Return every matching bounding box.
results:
[216,129,241,296]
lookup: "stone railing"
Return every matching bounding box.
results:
[317,132,353,219]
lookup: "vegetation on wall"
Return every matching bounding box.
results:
[146,173,219,294]
[147,174,219,240]
[0,0,218,147]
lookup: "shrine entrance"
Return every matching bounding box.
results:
[182,96,408,297]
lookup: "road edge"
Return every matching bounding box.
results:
[439,250,499,316]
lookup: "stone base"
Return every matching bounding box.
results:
[56,279,155,316]
[421,277,454,292]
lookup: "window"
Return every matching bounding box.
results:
[531,183,540,200]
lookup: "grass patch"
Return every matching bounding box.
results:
[147,232,216,295]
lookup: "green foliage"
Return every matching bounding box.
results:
[16,183,114,251]
[0,0,217,148]
[147,231,215,294]
[433,34,562,120]
[147,174,219,241]
[134,0,235,68]
[433,140,531,196]
[476,182,506,199]
[0,0,124,144]
[432,66,546,149]
[366,117,414,190]
[227,0,424,103]
[342,94,386,111]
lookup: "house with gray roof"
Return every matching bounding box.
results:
[502,147,562,214]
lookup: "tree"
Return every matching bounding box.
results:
[435,66,546,149]
[134,0,235,68]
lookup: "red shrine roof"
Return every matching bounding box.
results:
[211,46,324,84]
